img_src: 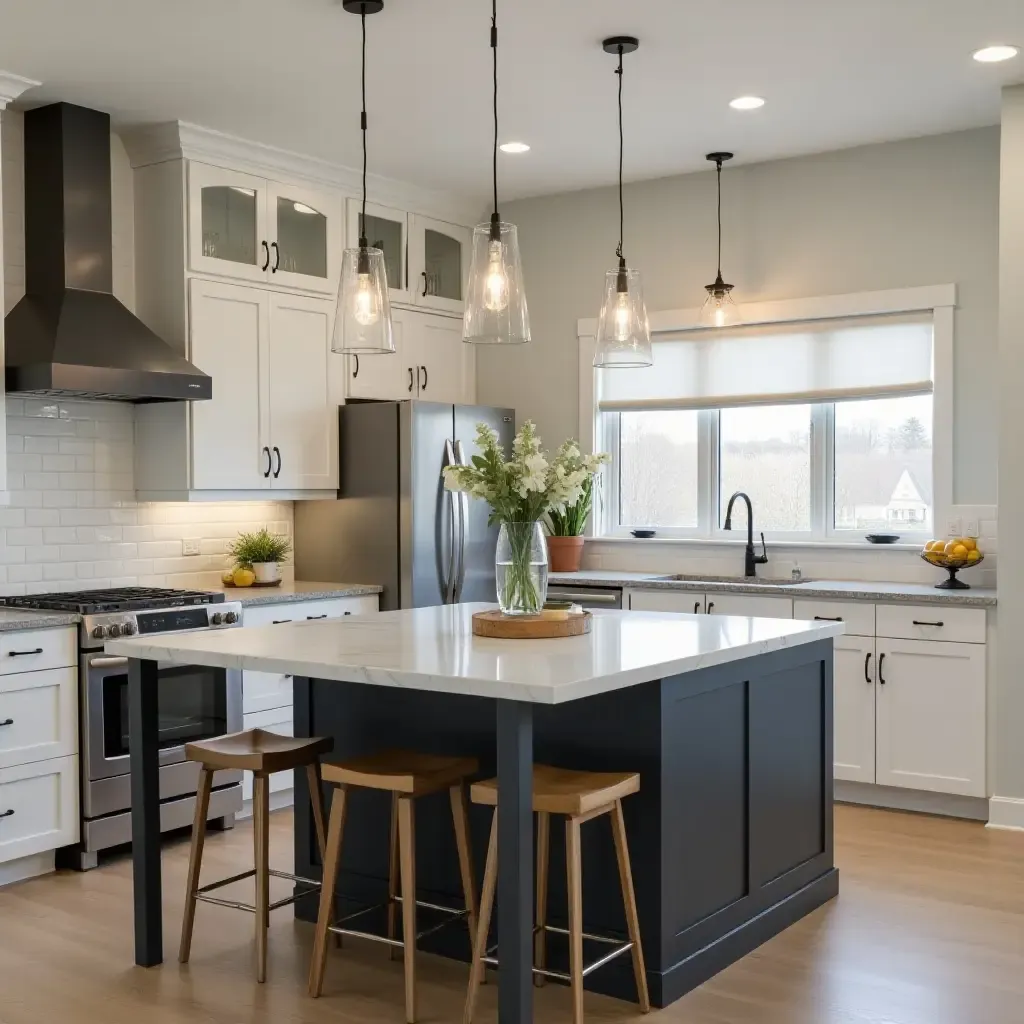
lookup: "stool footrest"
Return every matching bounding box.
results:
[482,928,634,981]
[194,868,321,914]
[326,894,469,947]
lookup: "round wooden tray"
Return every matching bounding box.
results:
[472,609,592,639]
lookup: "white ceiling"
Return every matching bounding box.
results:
[1,0,1022,203]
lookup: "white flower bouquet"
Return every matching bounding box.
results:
[444,421,609,613]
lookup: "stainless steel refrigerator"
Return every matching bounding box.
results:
[294,401,515,610]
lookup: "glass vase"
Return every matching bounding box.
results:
[496,521,548,615]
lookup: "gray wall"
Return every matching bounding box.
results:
[478,128,999,505]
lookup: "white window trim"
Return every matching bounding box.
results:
[578,285,955,544]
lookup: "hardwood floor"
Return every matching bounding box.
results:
[0,804,1021,1023]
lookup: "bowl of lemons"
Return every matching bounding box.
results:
[920,537,984,589]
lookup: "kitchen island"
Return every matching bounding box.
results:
[109,604,843,1022]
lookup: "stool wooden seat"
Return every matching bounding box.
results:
[310,749,480,1024]
[465,765,649,1024]
[179,729,333,983]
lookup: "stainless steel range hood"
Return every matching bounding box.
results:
[4,103,211,402]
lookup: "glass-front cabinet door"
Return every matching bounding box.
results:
[409,214,472,314]
[346,198,410,303]
[267,182,341,295]
[188,162,269,284]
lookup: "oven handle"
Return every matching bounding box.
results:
[88,655,129,669]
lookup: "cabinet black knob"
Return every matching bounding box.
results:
[0,809,14,819]
[0,718,13,727]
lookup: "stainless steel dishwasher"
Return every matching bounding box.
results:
[545,585,623,610]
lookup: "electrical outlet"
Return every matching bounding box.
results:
[182,539,201,556]
[965,518,980,538]
[946,516,962,537]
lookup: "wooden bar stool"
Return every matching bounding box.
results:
[309,749,480,1024]
[178,728,333,982]
[464,765,649,1024]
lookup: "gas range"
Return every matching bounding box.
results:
[3,587,243,649]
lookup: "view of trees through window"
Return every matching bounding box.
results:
[615,393,933,534]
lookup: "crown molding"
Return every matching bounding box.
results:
[0,71,40,109]
[123,120,483,227]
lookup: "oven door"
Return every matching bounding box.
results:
[82,654,242,783]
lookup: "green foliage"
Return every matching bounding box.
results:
[545,475,596,536]
[228,527,292,569]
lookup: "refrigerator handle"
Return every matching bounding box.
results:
[442,440,459,604]
[453,440,469,602]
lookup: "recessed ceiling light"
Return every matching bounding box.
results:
[729,96,765,111]
[500,141,530,154]
[973,44,1019,63]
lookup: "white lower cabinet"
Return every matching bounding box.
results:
[627,589,792,618]
[832,635,877,784]
[874,638,986,797]
[0,754,78,863]
[0,668,77,770]
[241,708,294,804]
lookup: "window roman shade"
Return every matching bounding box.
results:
[596,312,933,411]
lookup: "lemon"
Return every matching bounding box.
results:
[232,567,256,587]
[967,549,981,562]
[961,538,977,552]
[221,569,235,584]
[950,543,968,559]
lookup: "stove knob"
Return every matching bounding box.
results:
[211,612,224,625]
[224,611,238,624]
[91,625,105,639]
[121,621,136,636]
[106,623,121,638]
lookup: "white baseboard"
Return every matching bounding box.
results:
[987,796,1024,831]
[835,780,989,821]
[236,787,295,820]
[0,851,54,888]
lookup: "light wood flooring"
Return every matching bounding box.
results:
[0,804,1021,1024]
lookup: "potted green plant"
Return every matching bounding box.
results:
[228,527,292,585]
[444,423,608,615]
[545,471,599,572]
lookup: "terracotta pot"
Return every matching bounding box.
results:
[546,535,585,573]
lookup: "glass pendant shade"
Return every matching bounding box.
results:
[700,277,741,329]
[594,266,652,367]
[463,221,530,344]
[332,246,394,354]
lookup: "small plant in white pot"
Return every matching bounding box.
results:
[228,527,292,585]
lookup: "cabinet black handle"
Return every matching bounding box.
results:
[814,615,843,622]
[344,611,352,616]
[0,809,13,819]
[911,620,944,627]
[864,652,872,683]
[7,648,42,657]
[352,353,359,379]
[693,601,701,614]
[306,614,328,620]
[270,241,280,272]
[707,601,715,614]
[408,367,415,393]
[421,270,429,297]
[272,619,292,625]
[261,240,270,271]
[0,718,13,727]
[878,652,886,685]
[263,446,272,478]
[419,365,428,392]
[272,446,281,478]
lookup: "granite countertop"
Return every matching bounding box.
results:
[0,608,81,631]
[549,571,997,608]
[108,603,843,705]
[208,580,383,607]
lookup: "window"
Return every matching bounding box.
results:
[594,303,940,540]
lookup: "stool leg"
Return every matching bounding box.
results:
[464,811,498,1024]
[449,783,478,953]
[309,783,348,997]
[253,773,270,983]
[178,766,213,963]
[566,816,584,1024]
[534,810,550,987]
[611,800,650,1013]
[387,792,400,960]
[306,763,328,860]
[397,795,417,1024]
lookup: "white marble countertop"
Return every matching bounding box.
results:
[107,603,843,705]
[0,608,80,631]
[206,580,383,606]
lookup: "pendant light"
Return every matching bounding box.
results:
[700,152,741,328]
[594,37,652,368]
[462,0,530,345]
[333,0,394,355]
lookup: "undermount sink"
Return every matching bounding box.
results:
[654,574,814,587]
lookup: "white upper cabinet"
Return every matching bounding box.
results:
[189,162,340,295]
[409,214,472,315]
[346,309,411,402]
[346,198,410,304]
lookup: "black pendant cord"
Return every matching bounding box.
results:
[358,8,369,253]
[615,46,625,267]
[489,0,501,242]
[716,159,723,280]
